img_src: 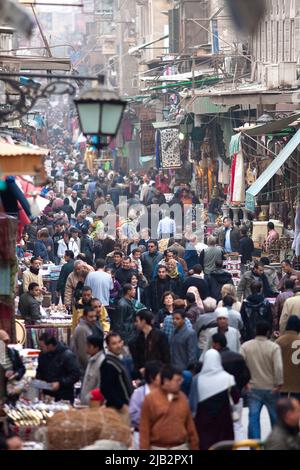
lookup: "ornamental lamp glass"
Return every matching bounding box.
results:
[74,87,127,140]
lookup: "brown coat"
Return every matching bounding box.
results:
[276,331,300,393]
[64,264,94,308]
[139,388,199,450]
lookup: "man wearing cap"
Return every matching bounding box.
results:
[202,309,241,356]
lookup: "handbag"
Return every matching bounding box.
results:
[228,386,240,422]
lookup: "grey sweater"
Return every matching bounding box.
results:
[170,324,198,370]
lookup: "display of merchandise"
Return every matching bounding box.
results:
[223,255,241,287]
[4,400,70,427]
[25,324,72,348]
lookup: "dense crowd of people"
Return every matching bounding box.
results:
[0,129,299,450]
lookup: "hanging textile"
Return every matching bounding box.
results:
[229,133,245,204]
[160,128,181,169]
[292,206,300,256]
[155,130,161,169]
[218,157,230,185]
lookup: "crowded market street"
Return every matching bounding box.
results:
[0,0,300,455]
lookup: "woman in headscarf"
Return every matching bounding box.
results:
[187,286,204,310]
[189,349,240,450]
[166,258,184,294]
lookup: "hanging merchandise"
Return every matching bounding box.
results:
[229,133,245,204]
[246,162,256,185]
[84,147,96,173]
[160,128,181,169]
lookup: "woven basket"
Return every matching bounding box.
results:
[47,407,131,450]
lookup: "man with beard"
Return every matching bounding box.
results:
[237,260,277,301]
[145,266,171,319]
[265,398,300,450]
[68,190,83,224]
[22,257,46,295]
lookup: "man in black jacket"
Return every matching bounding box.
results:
[239,226,254,268]
[145,266,171,316]
[18,282,42,325]
[100,332,133,421]
[141,240,164,282]
[240,280,273,342]
[115,257,137,287]
[182,264,209,300]
[129,310,170,378]
[56,250,74,303]
[37,333,80,403]
[80,227,94,266]
[116,284,137,344]
[204,260,233,302]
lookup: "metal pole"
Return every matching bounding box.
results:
[20,2,83,5]
[0,72,105,82]
[31,5,52,58]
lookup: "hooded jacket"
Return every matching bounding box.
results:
[204,268,233,302]
[146,276,172,313]
[240,293,273,342]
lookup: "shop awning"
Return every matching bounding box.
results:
[237,112,300,136]
[245,129,300,211]
[0,143,48,176]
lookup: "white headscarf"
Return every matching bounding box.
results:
[197,349,235,402]
[187,286,204,310]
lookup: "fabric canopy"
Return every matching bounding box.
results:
[245,129,300,211]
[236,112,300,136]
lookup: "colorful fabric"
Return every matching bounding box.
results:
[229,133,245,204]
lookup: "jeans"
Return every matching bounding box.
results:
[248,389,279,439]
[181,370,193,396]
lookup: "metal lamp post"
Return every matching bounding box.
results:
[74,84,127,153]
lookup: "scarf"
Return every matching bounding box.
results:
[30,267,40,275]
[167,262,179,279]
[197,349,235,402]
